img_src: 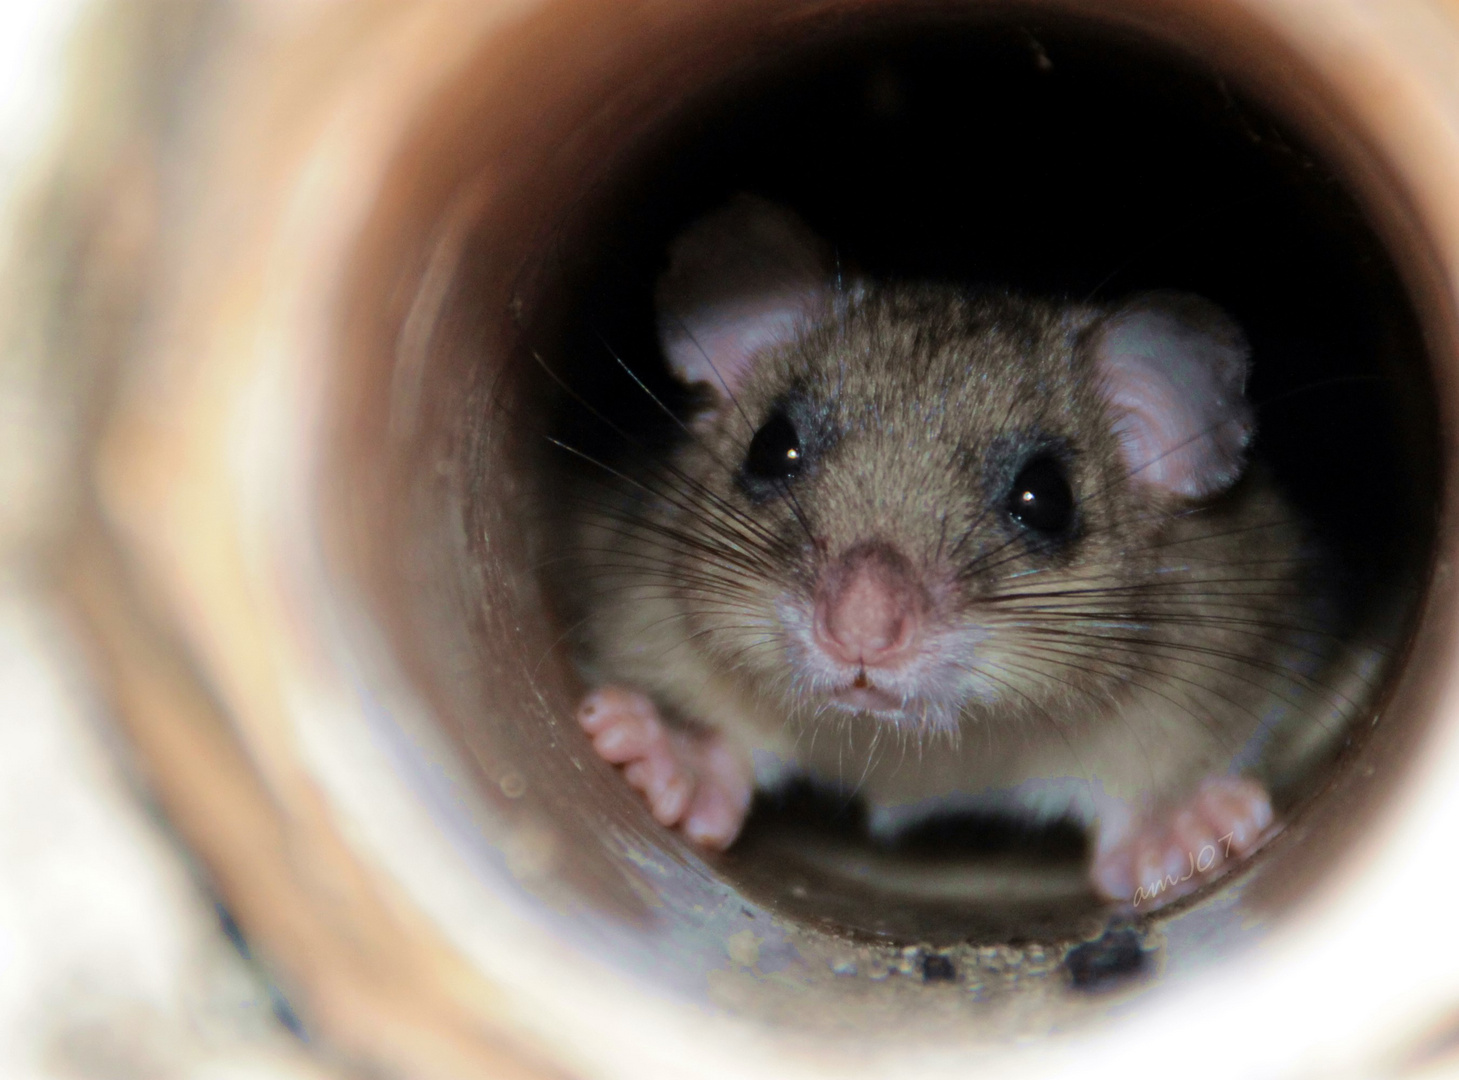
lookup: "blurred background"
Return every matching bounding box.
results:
[0,3,327,1076]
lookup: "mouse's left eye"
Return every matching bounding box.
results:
[745,411,804,481]
[1007,455,1075,536]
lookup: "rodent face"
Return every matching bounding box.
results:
[659,288,1175,733]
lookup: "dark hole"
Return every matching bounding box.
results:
[1065,924,1150,991]
[739,779,1087,860]
[725,781,1092,944]
[920,950,959,983]
[525,14,1438,942]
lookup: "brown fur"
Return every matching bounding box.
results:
[559,286,1346,827]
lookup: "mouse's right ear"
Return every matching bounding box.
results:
[655,195,836,406]
[1092,292,1255,500]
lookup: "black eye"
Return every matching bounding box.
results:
[1007,455,1074,535]
[745,411,803,481]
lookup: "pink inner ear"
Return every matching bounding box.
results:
[657,287,828,401]
[655,196,834,404]
[1095,299,1254,499]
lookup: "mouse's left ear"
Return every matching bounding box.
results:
[655,195,838,406]
[1091,292,1255,499]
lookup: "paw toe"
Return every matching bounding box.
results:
[1095,775,1276,908]
[576,687,752,846]
[1195,776,1273,855]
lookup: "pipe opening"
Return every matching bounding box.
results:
[333,2,1445,1028]
[530,17,1438,944]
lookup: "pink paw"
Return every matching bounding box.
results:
[1092,776,1275,909]
[577,686,752,849]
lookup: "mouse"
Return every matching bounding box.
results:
[554,194,1361,909]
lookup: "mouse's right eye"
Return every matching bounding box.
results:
[1007,454,1075,536]
[744,411,804,481]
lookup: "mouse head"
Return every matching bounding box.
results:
[652,198,1255,732]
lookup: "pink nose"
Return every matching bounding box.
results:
[813,549,922,668]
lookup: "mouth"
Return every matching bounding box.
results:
[827,673,910,715]
[818,665,974,730]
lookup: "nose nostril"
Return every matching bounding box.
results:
[816,558,922,666]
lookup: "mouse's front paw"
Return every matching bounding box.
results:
[1091,776,1275,909]
[577,686,752,849]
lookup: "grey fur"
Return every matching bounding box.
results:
[557,283,1360,830]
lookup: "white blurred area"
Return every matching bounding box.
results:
[0,3,326,1076]
[0,3,83,212]
[0,0,84,556]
